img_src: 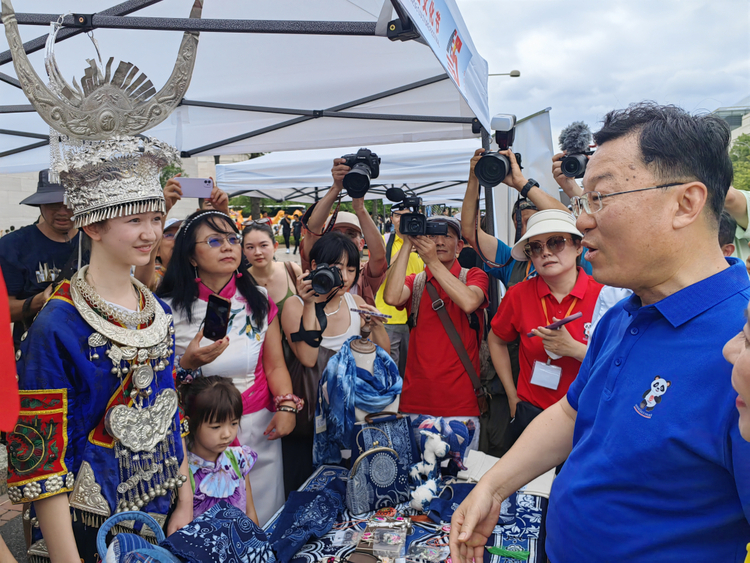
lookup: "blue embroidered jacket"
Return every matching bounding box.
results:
[6,282,184,521]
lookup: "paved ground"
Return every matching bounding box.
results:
[0,246,303,562]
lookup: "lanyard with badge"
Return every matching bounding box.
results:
[529,296,578,391]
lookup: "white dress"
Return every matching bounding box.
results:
[168,286,285,526]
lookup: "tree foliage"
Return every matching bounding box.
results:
[731,133,750,192]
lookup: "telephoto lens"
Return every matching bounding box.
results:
[561,154,588,179]
[343,164,372,198]
[474,152,521,188]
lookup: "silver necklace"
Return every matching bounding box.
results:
[325,295,344,317]
[76,266,156,326]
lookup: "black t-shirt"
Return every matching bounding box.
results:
[281,217,291,235]
[292,220,302,237]
[0,224,78,299]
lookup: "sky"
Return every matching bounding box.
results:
[456,0,750,147]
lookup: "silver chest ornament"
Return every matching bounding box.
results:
[71,268,187,513]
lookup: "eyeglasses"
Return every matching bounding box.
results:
[197,234,242,248]
[570,183,683,218]
[523,235,574,258]
[163,231,177,240]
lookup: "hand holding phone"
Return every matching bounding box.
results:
[350,308,392,319]
[178,177,214,198]
[527,311,582,338]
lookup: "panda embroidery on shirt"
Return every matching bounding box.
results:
[634,376,671,419]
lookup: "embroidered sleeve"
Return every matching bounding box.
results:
[7,303,79,504]
[239,445,258,477]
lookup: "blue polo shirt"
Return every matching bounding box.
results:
[546,258,750,562]
[484,237,592,288]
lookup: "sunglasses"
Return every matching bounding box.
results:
[197,234,242,248]
[523,235,574,258]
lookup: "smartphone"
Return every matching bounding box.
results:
[350,308,392,319]
[179,177,214,198]
[203,294,231,341]
[527,311,582,338]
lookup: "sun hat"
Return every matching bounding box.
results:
[164,218,182,231]
[427,216,462,239]
[510,209,582,262]
[20,170,66,206]
[325,211,362,234]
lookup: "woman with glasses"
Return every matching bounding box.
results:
[158,209,297,525]
[489,209,603,441]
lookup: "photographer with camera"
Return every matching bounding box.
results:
[281,231,389,492]
[299,155,387,307]
[384,216,488,446]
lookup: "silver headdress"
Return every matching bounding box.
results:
[2,0,204,226]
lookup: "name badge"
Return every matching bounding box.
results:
[530,360,562,391]
[315,414,327,434]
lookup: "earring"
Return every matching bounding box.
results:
[236,268,243,279]
[193,266,201,283]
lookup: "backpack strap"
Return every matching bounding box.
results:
[385,233,396,266]
[408,271,426,330]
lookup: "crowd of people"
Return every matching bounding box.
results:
[2,101,750,561]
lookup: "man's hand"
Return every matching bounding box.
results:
[33,284,55,311]
[552,152,583,198]
[331,158,350,192]
[163,174,183,214]
[180,329,230,370]
[500,150,527,192]
[469,148,486,181]
[410,235,439,266]
[207,179,230,215]
[450,481,505,563]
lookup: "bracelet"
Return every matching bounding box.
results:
[274,393,305,412]
[277,405,298,414]
[175,355,202,384]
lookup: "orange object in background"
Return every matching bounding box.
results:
[0,271,19,431]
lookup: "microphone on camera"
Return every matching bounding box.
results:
[559,121,592,154]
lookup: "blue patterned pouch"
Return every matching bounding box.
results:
[347,417,413,515]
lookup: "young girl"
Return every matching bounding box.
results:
[181,376,259,524]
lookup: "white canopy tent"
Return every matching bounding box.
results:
[0,0,489,172]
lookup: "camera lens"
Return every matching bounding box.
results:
[311,269,336,294]
[561,154,588,179]
[474,153,510,188]
[343,163,372,198]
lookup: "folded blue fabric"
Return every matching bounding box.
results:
[427,484,516,526]
[268,478,346,563]
[160,501,276,563]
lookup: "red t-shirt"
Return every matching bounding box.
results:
[491,268,603,410]
[399,260,489,417]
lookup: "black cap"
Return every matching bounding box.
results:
[20,170,66,207]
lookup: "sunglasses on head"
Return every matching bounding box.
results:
[523,235,574,258]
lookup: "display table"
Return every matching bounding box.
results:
[264,466,546,563]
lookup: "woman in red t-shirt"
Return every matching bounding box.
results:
[489,210,602,441]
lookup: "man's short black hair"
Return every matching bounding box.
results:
[719,210,737,247]
[593,102,733,227]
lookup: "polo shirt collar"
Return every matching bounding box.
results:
[535,267,590,300]
[426,259,461,281]
[622,258,750,327]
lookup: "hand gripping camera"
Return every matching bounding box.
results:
[341,148,381,198]
[304,263,344,295]
[385,187,447,237]
[474,114,523,188]
[559,122,594,179]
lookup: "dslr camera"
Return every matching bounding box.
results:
[304,263,344,294]
[474,114,523,188]
[561,151,594,179]
[340,148,381,198]
[559,121,594,179]
[386,187,448,237]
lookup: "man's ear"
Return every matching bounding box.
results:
[455,238,464,255]
[673,181,708,230]
[721,243,736,257]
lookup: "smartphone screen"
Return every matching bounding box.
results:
[204,294,231,341]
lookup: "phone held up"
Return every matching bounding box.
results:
[204,294,231,341]
[179,177,214,198]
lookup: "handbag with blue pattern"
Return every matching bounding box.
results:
[346,413,416,515]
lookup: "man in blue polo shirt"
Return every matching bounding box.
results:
[449,102,750,562]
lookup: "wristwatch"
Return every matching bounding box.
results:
[520,179,539,198]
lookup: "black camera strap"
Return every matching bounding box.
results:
[300,193,343,237]
[289,289,340,348]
